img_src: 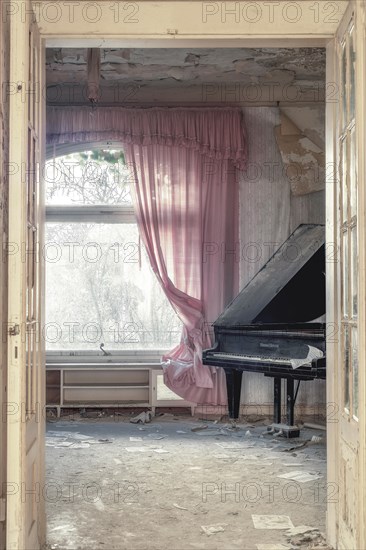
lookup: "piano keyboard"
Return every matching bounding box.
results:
[207,352,293,365]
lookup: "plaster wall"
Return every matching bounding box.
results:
[239,105,326,417]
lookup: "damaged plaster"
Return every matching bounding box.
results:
[275,111,325,196]
[46,47,326,101]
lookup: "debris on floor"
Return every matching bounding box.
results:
[303,422,327,431]
[277,470,323,483]
[46,417,327,550]
[285,527,333,548]
[125,447,148,453]
[201,523,227,536]
[252,515,294,530]
[130,410,154,424]
[45,431,101,448]
[191,424,208,432]
[147,434,168,440]
[172,503,189,511]
[286,525,319,536]
[256,544,291,550]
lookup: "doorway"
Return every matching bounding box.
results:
[44,44,327,549]
[6,2,366,549]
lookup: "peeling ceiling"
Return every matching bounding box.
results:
[46,47,326,96]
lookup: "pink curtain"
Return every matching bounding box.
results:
[46,106,247,404]
[124,144,238,404]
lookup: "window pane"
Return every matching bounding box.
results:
[351,227,358,318]
[45,223,181,350]
[342,231,349,317]
[349,26,355,121]
[341,138,348,223]
[352,326,358,419]
[45,150,132,205]
[349,128,357,219]
[341,41,347,130]
[343,323,350,412]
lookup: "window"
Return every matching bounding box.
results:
[45,148,182,351]
[338,22,358,419]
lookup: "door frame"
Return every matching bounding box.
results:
[7,1,366,548]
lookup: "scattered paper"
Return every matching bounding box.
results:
[47,431,75,438]
[215,442,247,450]
[153,449,169,454]
[256,544,291,550]
[46,437,65,447]
[286,525,319,536]
[113,458,122,465]
[176,430,187,434]
[173,503,189,511]
[47,431,91,440]
[125,447,147,453]
[277,471,323,483]
[129,437,143,442]
[194,429,227,437]
[252,515,294,530]
[201,523,227,536]
[290,345,323,369]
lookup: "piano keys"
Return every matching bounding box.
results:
[203,224,326,438]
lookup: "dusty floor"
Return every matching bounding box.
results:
[46,412,330,550]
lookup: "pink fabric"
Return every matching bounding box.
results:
[46,106,247,169]
[46,106,245,404]
[124,144,238,404]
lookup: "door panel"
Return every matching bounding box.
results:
[327,1,365,548]
[7,3,45,548]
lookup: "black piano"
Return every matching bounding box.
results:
[203,224,326,437]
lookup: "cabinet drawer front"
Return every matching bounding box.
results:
[63,387,149,404]
[63,369,149,386]
[46,370,61,385]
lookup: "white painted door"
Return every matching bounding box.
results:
[327,1,366,548]
[7,4,45,549]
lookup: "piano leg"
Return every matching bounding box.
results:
[286,378,295,427]
[267,377,300,438]
[224,368,243,420]
[273,378,282,424]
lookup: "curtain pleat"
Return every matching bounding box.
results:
[46,106,245,404]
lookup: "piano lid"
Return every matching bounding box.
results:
[215,224,325,327]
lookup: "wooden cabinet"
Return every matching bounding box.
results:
[46,363,195,416]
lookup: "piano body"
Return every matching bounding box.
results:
[203,224,326,437]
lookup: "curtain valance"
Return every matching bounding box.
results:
[46,106,247,169]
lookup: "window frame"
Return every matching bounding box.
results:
[45,146,180,359]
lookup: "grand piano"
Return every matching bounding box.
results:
[203,224,326,437]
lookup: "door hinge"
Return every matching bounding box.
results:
[0,497,5,522]
[8,324,20,336]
